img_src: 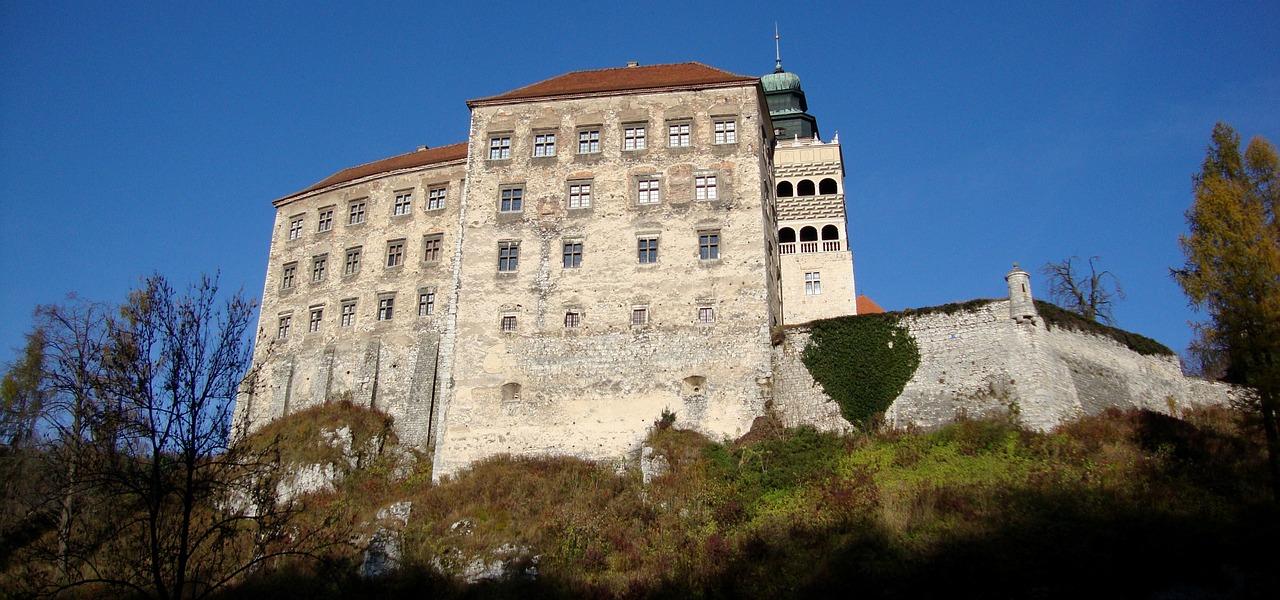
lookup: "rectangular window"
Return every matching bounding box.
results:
[624,125,646,150]
[577,129,600,154]
[501,315,518,332]
[393,190,412,216]
[563,241,583,268]
[638,237,658,264]
[281,263,297,289]
[288,217,304,240]
[668,122,690,147]
[317,208,333,232]
[309,308,323,333]
[498,241,519,272]
[418,291,435,316]
[344,247,362,275]
[631,307,649,326]
[427,187,446,210]
[805,272,822,295]
[277,315,291,339]
[564,311,581,328]
[699,231,720,260]
[533,133,556,157]
[377,297,395,321]
[500,187,523,212]
[637,177,660,205]
[568,182,591,209]
[311,254,327,282]
[488,135,511,160]
[713,120,737,144]
[348,201,366,225]
[386,240,405,268]
[340,301,356,327]
[697,306,715,324]
[422,234,442,262]
[695,175,718,200]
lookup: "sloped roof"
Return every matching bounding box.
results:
[469,62,758,105]
[277,142,469,204]
[856,295,886,315]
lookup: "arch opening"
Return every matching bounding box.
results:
[819,178,838,194]
[797,179,816,196]
[776,181,793,197]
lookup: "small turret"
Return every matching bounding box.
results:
[1005,264,1037,324]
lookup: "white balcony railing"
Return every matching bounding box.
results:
[779,240,844,254]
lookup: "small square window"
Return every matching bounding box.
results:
[311,254,327,282]
[423,234,443,262]
[564,311,581,328]
[288,217,304,240]
[489,135,511,160]
[624,125,646,150]
[563,241,582,268]
[534,133,556,157]
[697,306,715,324]
[638,237,658,264]
[695,175,718,200]
[699,232,720,261]
[348,201,366,225]
[277,315,291,339]
[281,263,297,289]
[638,177,660,205]
[418,291,435,316]
[805,271,822,295]
[500,187,523,213]
[501,315,518,332]
[668,122,690,147]
[568,182,591,209]
[340,301,357,327]
[317,208,334,232]
[344,247,362,276]
[309,308,323,333]
[377,297,395,321]
[498,241,519,272]
[713,120,737,144]
[427,187,446,210]
[393,190,412,216]
[577,129,600,154]
[386,240,405,268]
[631,307,649,326]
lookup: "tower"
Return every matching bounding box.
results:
[1005,263,1037,323]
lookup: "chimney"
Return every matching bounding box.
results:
[417,145,430,151]
[626,61,639,68]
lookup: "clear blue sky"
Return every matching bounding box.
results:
[2,1,1277,367]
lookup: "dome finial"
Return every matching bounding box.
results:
[774,23,784,73]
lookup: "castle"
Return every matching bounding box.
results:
[234,59,863,477]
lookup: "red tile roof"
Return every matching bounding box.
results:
[277,142,468,203]
[470,62,758,105]
[856,295,886,315]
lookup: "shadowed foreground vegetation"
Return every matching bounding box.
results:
[5,403,1277,598]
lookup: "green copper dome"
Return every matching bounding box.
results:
[761,70,801,93]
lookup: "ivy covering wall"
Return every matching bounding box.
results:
[800,313,921,427]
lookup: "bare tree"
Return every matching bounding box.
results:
[1040,256,1126,325]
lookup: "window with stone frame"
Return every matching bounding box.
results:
[288,216,304,240]
[308,307,323,333]
[562,240,583,268]
[311,254,327,282]
[713,119,737,144]
[498,241,519,272]
[317,207,334,232]
[668,122,691,147]
[568,181,592,209]
[377,296,395,321]
[344,247,362,275]
[698,231,720,260]
[697,306,716,324]
[393,190,413,216]
[637,176,660,205]
[577,128,600,154]
[500,186,523,212]
[805,271,822,295]
[564,311,581,328]
[277,315,291,339]
[631,306,649,326]
[418,290,435,316]
[623,125,647,150]
[488,135,511,160]
[348,200,366,225]
[340,300,357,327]
[501,315,518,332]
[386,240,405,268]
[422,234,443,262]
[533,132,556,157]
[695,174,718,200]
[637,236,658,264]
[281,263,297,289]
[427,187,446,210]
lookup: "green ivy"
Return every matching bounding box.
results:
[801,313,921,427]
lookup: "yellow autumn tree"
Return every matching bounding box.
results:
[1176,122,1280,501]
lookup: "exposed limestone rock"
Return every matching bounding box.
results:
[432,543,539,584]
[639,446,669,485]
[360,527,402,579]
